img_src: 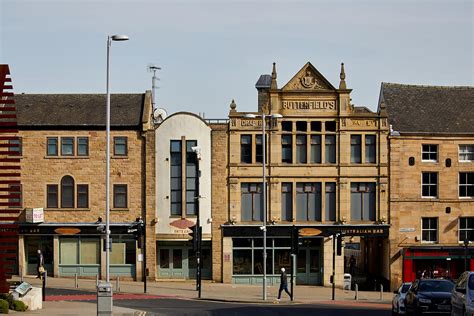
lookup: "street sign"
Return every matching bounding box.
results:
[298,228,322,237]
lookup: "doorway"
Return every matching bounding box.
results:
[296,241,322,285]
[25,236,53,276]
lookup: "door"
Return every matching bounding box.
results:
[296,248,322,285]
[25,236,53,276]
[158,248,185,278]
[188,248,212,279]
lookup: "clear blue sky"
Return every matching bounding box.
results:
[1,0,472,118]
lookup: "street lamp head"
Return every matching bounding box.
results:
[464,238,470,247]
[110,34,129,41]
[244,113,256,119]
[271,113,283,119]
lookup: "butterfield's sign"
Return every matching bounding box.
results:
[25,208,44,223]
[282,100,336,110]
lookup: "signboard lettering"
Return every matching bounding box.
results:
[282,100,335,110]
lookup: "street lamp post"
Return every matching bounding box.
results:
[98,34,129,316]
[244,112,282,301]
[464,238,470,272]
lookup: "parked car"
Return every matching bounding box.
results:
[451,271,474,316]
[405,279,455,315]
[393,282,412,315]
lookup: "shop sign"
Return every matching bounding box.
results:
[399,228,415,232]
[25,208,44,223]
[54,227,81,235]
[299,228,322,237]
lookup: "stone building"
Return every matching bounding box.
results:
[13,92,153,280]
[212,62,390,287]
[382,83,474,290]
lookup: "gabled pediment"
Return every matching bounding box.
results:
[281,62,336,91]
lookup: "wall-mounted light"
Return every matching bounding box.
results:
[230,216,237,225]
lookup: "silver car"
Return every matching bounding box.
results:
[451,271,474,316]
[392,282,412,315]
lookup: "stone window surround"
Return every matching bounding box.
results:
[458,217,474,243]
[459,144,474,162]
[45,176,90,210]
[421,217,438,243]
[113,183,128,210]
[46,136,90,158]
[421,172,438,198]
[421,144,438,162]
[459,172,474,198]
[113,136,128,157]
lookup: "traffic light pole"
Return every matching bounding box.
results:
[332,233,336,301]
[194,148,202,298]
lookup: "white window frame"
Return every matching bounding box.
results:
[421,172,438,198]
[421,217,438,244]
[459,172,474,198]
[459,145,474,162]
[458,217,474,243]
[421,144,438,162]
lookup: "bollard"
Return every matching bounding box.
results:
[116,276,120,293]
[20,269,23,282]
[42,271,47,302]
[96,274,99,287]
[380,284,383,300]
[355,283,358,300]
[75,273,78,288]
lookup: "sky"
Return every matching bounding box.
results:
[1,0,472,118]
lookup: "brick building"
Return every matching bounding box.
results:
[13,92,153,280]
[382,83,474,290]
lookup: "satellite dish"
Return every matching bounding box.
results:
[153,108,167,123]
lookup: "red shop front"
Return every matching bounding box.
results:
[402,247,474,282]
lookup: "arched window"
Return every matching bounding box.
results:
[61,176,74,208]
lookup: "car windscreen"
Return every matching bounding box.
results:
[419,280,454,292]
[401,284,411,293]
[469,275,474,291]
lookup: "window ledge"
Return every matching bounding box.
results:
[112,156,128,159]
[111,208,129,211]
[45,208,90,211]
[44,156,89,159]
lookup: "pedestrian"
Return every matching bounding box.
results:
[36,249,45,279]
[349,255,356,276]
[277,267,291,301]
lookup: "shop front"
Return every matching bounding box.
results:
[402,247,474,282]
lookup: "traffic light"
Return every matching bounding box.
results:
[128,217,144,249]
[336,234,343,256]
[291,226,299,255]
[189,224,199,251]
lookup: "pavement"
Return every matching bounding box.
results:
[9,276,392,315]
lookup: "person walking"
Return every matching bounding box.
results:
[36,249,45,279]
[277,267,291,301]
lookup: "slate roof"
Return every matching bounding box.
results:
[255,75,272,89]
[381,83,474,134]
[13,93,145,128]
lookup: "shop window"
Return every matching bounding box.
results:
[159,249,169,269]
[80,239,100,264]
[240,135,252,163]
[241,183,263,221]
[47,137,58,156]
[61,137,74,156]
[350,183,376,221]
[111,236,136,264]
[47,184,58,208]
[325,135,336,164]
[170,140,182,215]
[186,140,198,215]
[60,176,74,208]
[422,172,438,198]
[233,238,252,248]
[459,145,474,162]
[8,184,21,209]
[350,135,362,164]
[254,249,273,274]
[281,121,292,132]
[296,121,307,132]
[281,135,292,163]
[255,135,263,163]
[459,217,474,243]
[311,121,321,132]
[310,135,321,163]
[296,135,307,163]
[421,217,438,243]
[365,135,376,163]
[8,137,21,156]
[281,183,292,222]
[114,137,128,156]
[60,237,100,265]
[296,182,322,221]
[422,144,438,162]
[325,182,336,221]
[325,121,337,132]
[113,184,127,208]
[60,238,78,264]
[77,137,89,156]
[459,172,474,197]
[233,249,252,274]
[77,184,89,208]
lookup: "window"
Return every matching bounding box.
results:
[281,121,292,132]
[296,121,307,132]
[421,217,438,243]
[310,135,321,163]
[459,217,474,242]
[8,184,21,209]
[281,135,292,163]
[77,184,89,208]
[60,237,100,265]
[186,140,198,215]
[459,172,474,197]
[61,137,74,156]
[113,184,127,208]
[422,144,438,162]
[255,135,263,163]
[9,137,22,156]
[296,183,322,221]
[170,140,182,215]
[325,121,337,132]
[422,172,438,198]
[47,137,58,156]
[240,135,252,163]
[365,135,376,163]
[47,184,58,208]
[350,183,376,221]
[114,137,127,156]
[61,176,74,208]
[325,135,336,163]
[311,121,321,132]
[77,137,89,156]
[350,135,362,164]
[325,183,336,221]
[296,135,307,163]
[459,145,474,162]
[281,183,292,221]
[241,183,263,221]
